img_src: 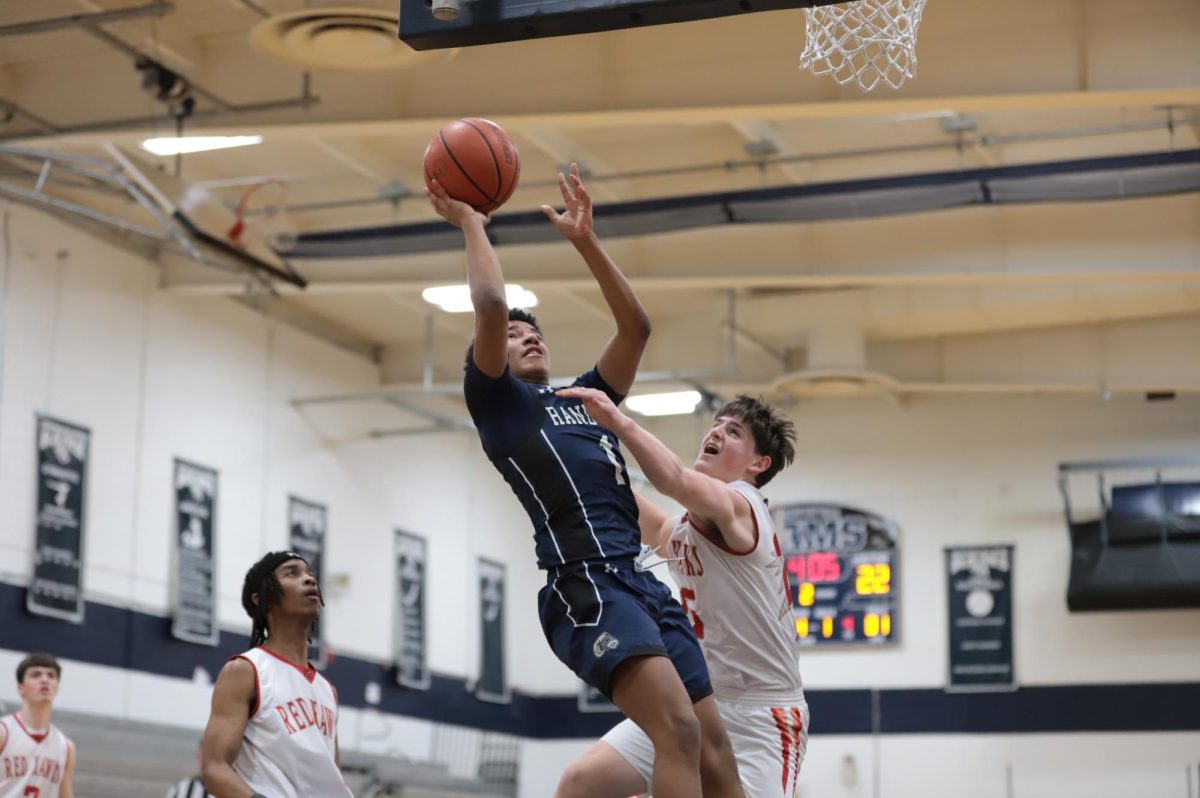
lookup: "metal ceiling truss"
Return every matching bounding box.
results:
[0,144,285,290]
[0,2,318,142]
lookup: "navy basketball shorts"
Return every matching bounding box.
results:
[538,560,712,703]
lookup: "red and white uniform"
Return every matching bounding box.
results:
[232,647,351,798]
[603,481,809,797]
[0,714,72,798]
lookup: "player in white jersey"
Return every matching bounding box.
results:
[553,391,809,798]
[0,653,75,798]
[201,551,351,798]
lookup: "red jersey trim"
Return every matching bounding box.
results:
[258,646,318,684]
[683,492,759,556]
[230,655,262,717]
[12,713,49,744]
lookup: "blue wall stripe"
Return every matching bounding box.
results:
[2,584,1196,738]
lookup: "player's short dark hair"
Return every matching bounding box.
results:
[464,307,544,369]
[241,551,318,648]
[16,653,61,684]
[713,395,796,487]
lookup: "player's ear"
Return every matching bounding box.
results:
[251,592,261,608]
[749,454,771,477]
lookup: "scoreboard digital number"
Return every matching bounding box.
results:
[770,504,900,647]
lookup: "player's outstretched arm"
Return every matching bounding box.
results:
[634,489,673,551]
[542,164,651,395]
[200,658,259,798]
[558,387,753,548]
[427,179,509,378]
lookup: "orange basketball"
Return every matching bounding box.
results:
[424,118,520,214]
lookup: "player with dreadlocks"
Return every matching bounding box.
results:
[200,551,351,798]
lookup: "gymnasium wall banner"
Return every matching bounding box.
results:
[288,496,328,668]
[171,459,219,646]
[945,544,1016,692]
[394,530,430,690]
[475,558,510,704]
[577,682,618,714]
[28,415,90,623]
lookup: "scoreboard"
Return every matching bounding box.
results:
[770,504,899,647]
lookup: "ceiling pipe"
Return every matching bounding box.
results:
[274,113,1200,214]
[81,24,237,113]
[0,2,173,37]
[230,0,270,18]
[0,7,318,142]
[0,96,61,134]
[0,93,320,142]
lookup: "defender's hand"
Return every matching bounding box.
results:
[555,386,627,432]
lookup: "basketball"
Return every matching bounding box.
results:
[424,118,521,215]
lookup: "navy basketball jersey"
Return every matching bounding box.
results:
[464,362,642,568]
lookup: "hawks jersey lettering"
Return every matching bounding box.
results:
[465,363,641,568]
[232,648,351,798]
[668,481,805,703]
[0,714,71,798]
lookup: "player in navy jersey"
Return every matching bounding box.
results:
[428,165,746,798]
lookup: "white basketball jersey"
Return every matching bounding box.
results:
[667,481,805,704]
[232,647,351,798]
[0,714,71,798]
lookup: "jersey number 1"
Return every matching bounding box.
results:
[599,435,626,485]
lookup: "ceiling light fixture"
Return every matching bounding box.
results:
[626,391,703,417]
[140,136,264,156]
[421,284,538,313]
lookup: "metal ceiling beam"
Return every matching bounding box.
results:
[0,181,167,239]
[230,0,270,18]
[19,88,1200,148]
[232,295,380,363]
[0,96,61,134]
[80,24,237,113]
[161,264,1200,296]
[0,93,320,142]
[0,2,173,37]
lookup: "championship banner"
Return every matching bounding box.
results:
[945,544,1016,692]
[28,415,90,622]
[475,558,509,704]
[394,530,430,690]
[172,459,219,645]
[577,682,618,714]
[288,496,327,668]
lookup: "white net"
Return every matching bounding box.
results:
[800,0,929,92]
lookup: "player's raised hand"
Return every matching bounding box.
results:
[540,163,594,243]
[426,178,490,229]
[555,387,628,432]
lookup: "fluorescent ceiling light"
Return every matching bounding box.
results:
[626,390,702,417]
[140,135,264,156]
[421,284,538,313]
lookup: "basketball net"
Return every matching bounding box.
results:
[227,179,298,253]
[800,0,929,92]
